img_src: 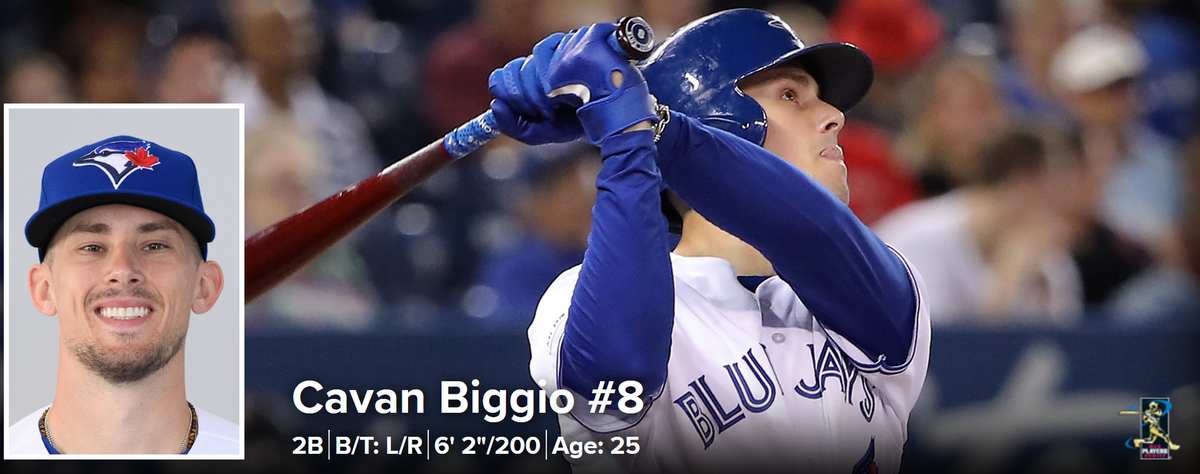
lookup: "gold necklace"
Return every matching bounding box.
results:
[40,402,198,454]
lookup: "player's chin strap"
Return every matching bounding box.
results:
[652,102,671,143]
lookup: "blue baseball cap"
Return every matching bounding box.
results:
[25,135,215,261]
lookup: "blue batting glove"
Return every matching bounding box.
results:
[489,33,561,120]
[488,33,584,145]
[543,23,657,145]
[489,99,583,146]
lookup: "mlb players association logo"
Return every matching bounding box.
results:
[1120,397,1181,460]
[73,139,161,189]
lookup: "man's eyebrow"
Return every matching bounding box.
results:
[782,69,813,85]
[138,219,184,235]
[67,223,110,235]
[63,219,183,237]
[784,69,818,95]
[742,66,816,91]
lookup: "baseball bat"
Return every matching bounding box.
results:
[245,17,655,303]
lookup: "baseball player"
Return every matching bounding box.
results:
[1134,401,1181,450]
[489,9,930,473]
[7,136,238,455]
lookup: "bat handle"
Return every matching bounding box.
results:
[443,110,502,159]
[612,16,655,61]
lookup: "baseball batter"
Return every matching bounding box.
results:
[489,9,930,473]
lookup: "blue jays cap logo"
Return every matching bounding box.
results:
[73,139,161,189]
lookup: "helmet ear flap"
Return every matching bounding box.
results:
[694,97,769,147]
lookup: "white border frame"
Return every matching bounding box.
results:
[3,103,246,460]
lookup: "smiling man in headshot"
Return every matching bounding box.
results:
[7,136,237,455]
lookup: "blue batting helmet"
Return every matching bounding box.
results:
[639,8,874,147]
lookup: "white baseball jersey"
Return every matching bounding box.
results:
[6,404,240,456]
[530,252,930,474]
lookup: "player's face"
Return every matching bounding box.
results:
[29,204,219,384]
[741,65,850,203]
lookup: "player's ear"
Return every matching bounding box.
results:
[28,264,58,316]
[192,261,224,314]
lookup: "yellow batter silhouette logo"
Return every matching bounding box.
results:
[1120,398,1180,460]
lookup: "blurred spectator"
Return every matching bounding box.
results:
[1106,124,1200,323]
[1053,132,1155,311]
[539,0,634,33]
[421,0,555,136]
[228,0,381,330]
[638,0,712,38]
[1051,23,1183,257]
[924,0,1001,34]
[1105,0,1200,144]
[319,2,428,166]
[225,0,378,199]
[156,33,233,103]
[470,143,600,329]
[244,115,378,331]
[768,1,831,44]
[64,4,149,102]
[831,0,945,134]
[876,126,1086,326]
[842,120,922,225]
[896,51,1008,196]
[245,117,327,234]
[996,0,1098,125]
[3,52,73,102]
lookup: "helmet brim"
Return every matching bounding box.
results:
[743,42,875,113]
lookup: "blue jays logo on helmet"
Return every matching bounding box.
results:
[73,139,161,189]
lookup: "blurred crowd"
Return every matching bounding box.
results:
[3,0,1197,333]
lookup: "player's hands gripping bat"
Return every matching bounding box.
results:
[544,21,658,145]
[245,17,654,302]
[487,33,585,145]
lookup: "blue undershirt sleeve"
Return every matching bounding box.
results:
[559,130,674,399]
[655,112,916,368]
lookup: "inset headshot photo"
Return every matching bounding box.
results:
[4,105,243,459]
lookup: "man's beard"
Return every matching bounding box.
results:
[69,328,187,384]
[70,287,185,384]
